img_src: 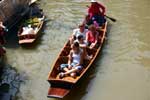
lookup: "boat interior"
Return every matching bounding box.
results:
[48,23,107,83]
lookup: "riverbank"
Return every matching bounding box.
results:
[0,61,26,100]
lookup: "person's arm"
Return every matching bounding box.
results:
[90,32,98,48]
[70,34,75,44]
[0,22,6,29]
[70,29,76,44]
[97,2,106,16]
[85,31,89,43]
[73,29,78,39]
[80,51,84,65]
[95,32,99,44]
[88,7,93,18]
[68,51,73,68]
[79,43,87,48]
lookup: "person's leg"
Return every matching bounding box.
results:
[60,64,69,72]
[59,67,78,79]
[70,72,77,78]
[64,65,82,76]
[63,67,79,75]
[69,37,74,45]
[59,64,69,78]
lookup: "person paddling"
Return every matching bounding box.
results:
[85,0,106,26]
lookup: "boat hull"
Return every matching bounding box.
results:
[18,8,45,44]
[47,22,107,98]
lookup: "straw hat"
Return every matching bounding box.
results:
[90,0,97,2]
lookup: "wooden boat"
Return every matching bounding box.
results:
[47,22,107,98]
[18,9,45,44]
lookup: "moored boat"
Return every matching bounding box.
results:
[47,21,107,98]
[18,7,45,44]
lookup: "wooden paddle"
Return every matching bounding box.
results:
[105,15,116,22]
[86,5,116,22]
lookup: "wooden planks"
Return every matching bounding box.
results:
[48,87,70,98]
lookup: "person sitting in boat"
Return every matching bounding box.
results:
[86,24,99,49]
[77,35,92,60]
[85,0,106,26]
[59,41,84,78]
[70,23,88,44]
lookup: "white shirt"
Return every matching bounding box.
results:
[72,49,83,64]
[73,28,88,40]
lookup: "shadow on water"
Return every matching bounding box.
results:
[0,83,10,93]
[4,25,20,48]
[0,63,28,100]
[106,21,113,39]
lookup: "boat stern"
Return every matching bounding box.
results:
[47,87,70,98]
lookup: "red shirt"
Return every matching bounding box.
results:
[86,31,99,43]
[88,2,106,18]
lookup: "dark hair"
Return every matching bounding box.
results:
[77,35,84,40]
[88,24,96,31]
[73,41,79,48]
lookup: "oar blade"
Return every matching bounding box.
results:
[105,15,117,22]
[109,17,116,22]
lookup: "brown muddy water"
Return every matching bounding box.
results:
[1,0,150,100]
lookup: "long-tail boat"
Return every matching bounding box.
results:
[47,21,107,98]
